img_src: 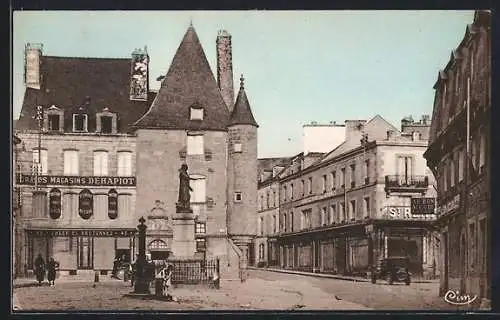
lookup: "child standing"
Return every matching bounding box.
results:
[163,265,173,299]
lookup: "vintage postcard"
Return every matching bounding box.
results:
[11,10,491,311]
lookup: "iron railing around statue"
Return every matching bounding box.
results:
[152,258,220,286]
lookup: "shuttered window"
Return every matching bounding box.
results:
[187,135,204,155]
[93,194,108,219]
[93,151,108,176]
[118,194,132,219]
[189,175,206,203]
[64,150,79,176]
[117,151,132,176]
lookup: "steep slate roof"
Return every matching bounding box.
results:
[229,76,258,127]
[133,26,230,131]
[15,56,154,133]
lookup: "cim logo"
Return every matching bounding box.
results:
[443,290,478,306]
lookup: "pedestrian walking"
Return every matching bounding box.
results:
[47,257,59,286]
[112,256,120,279]
[34,254,45,286]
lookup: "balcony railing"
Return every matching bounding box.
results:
[385,175,429,192]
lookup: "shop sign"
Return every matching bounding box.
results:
[79,189,93,219]
[49,188,61,219]
[27,229,137,237]
[411,197,435,215]
[16,174,136,187]
[437,194,460,216]
[382,206,436,221]
[108,189,118,219]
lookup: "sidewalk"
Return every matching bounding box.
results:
[249,266,439,284]
[13,276,123,288]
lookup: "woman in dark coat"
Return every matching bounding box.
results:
[34,254,45,285]
[47,257,59,286]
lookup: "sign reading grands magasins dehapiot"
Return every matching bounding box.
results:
[16,174,136,187]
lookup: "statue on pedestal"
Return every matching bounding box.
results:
[177,164,200,212]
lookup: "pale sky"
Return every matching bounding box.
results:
[12,10,474,158]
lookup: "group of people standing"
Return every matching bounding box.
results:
[34,254,59,286]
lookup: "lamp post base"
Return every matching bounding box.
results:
[133,279,150,294]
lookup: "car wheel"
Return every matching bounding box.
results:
[386,274,393,285]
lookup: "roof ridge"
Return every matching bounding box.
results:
[132,26,230,131]
[43,55,131,61]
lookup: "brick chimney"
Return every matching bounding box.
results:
[216,30,235,113]
[344,120,367,142]
[129,46,149,101]
[25,43,43,89]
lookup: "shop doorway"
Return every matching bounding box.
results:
[115,249,131,263]
[148,239,170,261]
[335,238,346,275]
[248,242,255,266]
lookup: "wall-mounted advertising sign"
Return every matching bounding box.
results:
[108,189,118,219]
[16,174,136,187]
[27,229,136,237]
[79,189,93,219]
[382,206,436,221]
[411,197,436,215]
[49,188,61,219]
[437,194,460,216]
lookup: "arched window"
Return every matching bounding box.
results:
[148,239,168,250]
[79,189,93,219]
[49,188,61,219]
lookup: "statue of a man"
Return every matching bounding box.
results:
[177,164,200,210]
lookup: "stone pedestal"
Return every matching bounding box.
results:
[172,206,196,257]
[231,236,253,282]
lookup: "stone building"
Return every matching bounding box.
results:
[14,25,259,281]
[424,10,491,302]
[12,134,22,278]
[260,115,438,279]
[15,45,152,277]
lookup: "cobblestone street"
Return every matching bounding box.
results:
[250,269,456,310]
[12,269,460,311]
[13,272,369,311]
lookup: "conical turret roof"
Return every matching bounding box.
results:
[229,75,258,127]
[133,25,230,130]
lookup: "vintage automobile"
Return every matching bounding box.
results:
[370,256,411,285]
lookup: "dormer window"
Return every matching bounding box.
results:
[73,114,88,132]
[48,114,60,131]
[96,108,117,134]
[44,105,64,133]
[190,104,204,120]
[101,116,113,133]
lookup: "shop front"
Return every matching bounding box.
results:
[25,228,137,275]
[371,204,438,278]
[277,221,369,275]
